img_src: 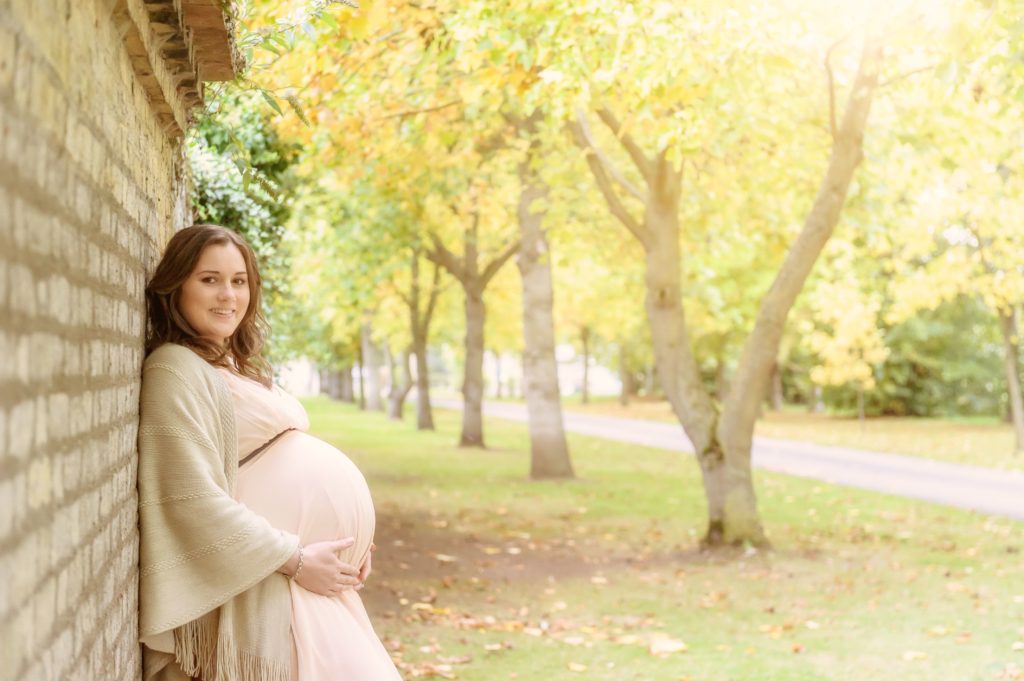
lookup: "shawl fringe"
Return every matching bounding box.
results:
[175,614,290,681]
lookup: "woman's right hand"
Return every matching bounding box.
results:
[293,537,363,596]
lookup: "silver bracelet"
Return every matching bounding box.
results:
[291,545,304,580]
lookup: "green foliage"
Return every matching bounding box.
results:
[787,297,1006,417]
[188,88,303,365]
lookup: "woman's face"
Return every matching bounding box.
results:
[178,243,251,346]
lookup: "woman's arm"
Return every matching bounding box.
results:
[277,538,365,595]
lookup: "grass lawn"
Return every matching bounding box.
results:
[305,397,1024,681]
[545,395,1024,472]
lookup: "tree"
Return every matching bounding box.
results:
[558,0,885,544]
[511,112,574,478]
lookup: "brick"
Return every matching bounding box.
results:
[9,261,36,317]
[12,43,32,112]
[32,575,56,645]
[45,392,68,442]
[33,395,47,449]
[0,475,12,539]
[51,629,73,681]
[0,257,9,309]
[27,455,52,510]
[0,25,15,93]
[16,332,30,384]
[46,275,69,322]
[0,404,6,459]
[9,398,34,460]
[69,392,91,438]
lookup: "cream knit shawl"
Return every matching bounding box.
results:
[138,343,300,681]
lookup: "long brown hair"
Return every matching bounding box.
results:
[145,225,273,387]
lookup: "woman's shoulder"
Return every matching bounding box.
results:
[143,343,221,387]
[144,342,204,369]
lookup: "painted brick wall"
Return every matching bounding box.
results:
[0,0,198,678]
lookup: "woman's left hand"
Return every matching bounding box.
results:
[357,542,376,588]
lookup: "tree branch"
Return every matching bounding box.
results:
[395,287,412,308]
[423,261,442,330]
[480,238,521,288]
[574,107,646,202]
[375,99,460,121]
[595,107,654,183]
[426,234,466,283]
[568,120,649,246]
[878,63,939,89]
[824,45,839,142]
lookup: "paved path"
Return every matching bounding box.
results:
[435,398,1024,521]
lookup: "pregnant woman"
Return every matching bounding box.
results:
[137,225,402,681]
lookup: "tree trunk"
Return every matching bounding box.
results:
[810,384,824,414]
[413,344,434,430]
[388,350,414,420]
[494,352,503,399]
[716,37,882,544]
[356,351,366,411]
[406,251,439,431]
[338,366,354,403]
[642,187,737,546]
[998,308,1024,454]
[517,158,574,479]
[643,363,656,396]
[580,326,591,404]
[619,345,630,407]
[857,385,865,426]
[715,353,729,403]
[361,320,383,411]
[770,362,784,411]
[461,291,486,447]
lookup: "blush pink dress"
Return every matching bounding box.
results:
[218,367,403,681]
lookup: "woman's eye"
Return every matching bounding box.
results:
[234,279,247,285]
[202,277,217,284]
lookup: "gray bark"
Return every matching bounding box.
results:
[406,251,440,430]
[338,366,354,403]
[356,351,366,411]
[619,346,631,407]
[714,354,729,403]
[770,362,784,411]
[387,350,414,420]
[580,326,591,405]
[461,291,486,446]
[998,308,1024,454]
[360,319,383,411]
[516,144,574,479]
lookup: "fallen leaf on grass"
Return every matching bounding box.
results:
[567,662,588,672]
[433,553,458,563]
[902,650,927,661]
[649,637,688,656]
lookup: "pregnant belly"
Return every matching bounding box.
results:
[234,430,376,568]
